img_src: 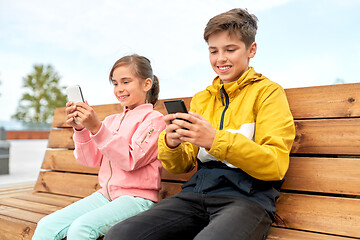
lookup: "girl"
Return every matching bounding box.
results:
[32,54,166,240]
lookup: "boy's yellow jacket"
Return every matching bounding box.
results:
[159,67,295,182]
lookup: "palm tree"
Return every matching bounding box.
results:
[12,64,67,123]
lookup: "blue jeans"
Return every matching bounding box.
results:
[32,192,155,240]
[105,192,272,240]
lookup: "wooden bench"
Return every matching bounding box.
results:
[1,83,360,240]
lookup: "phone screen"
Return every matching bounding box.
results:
[164,100,188,114]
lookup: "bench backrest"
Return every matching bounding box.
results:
[34,83,360,238]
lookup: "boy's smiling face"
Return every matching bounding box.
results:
[208,31,257,84]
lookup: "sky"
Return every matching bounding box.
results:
[0,0,360,122]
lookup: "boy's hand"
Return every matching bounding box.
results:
[164,114,184,148]
[169,112,216,150]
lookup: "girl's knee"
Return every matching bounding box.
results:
[32,215,64,240]
[67,217,99,240]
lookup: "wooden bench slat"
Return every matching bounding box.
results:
[285,83,360,119]
[0,215,36,240]
[47,128,74,149]
[283,157,360,195]
[34,172,100,197]
[268,227,354,240]
[41,149,99,173]
[292,118,360,155]
[38,151,360,196]
[274,193,360,238]
[48,118,360,156]
[0,183,34,199]
[0,205,45,224]
[0,197,62,215]
[14,191,81,207]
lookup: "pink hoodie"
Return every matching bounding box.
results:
[73,104,165,202]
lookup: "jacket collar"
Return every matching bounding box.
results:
[206,67,266,100]
[123,103,153,114]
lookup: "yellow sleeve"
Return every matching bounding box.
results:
[158,97,202,174]
[208,85,295,181]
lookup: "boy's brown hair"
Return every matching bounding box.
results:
[204,8,258,48]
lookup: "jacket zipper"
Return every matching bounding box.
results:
[107,112,127,201]
[141,128,154,143]
[106,161,113,201]
[220,86,229,130]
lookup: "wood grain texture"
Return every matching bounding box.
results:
[283,157,360,195]
[14,191,81,207]
[291,118,360,155]
[267,227,354,240]
[274,193,360,238]
[285,83,360,119]
[34,171,100,198]
[41,149,99,173]
[47,128,74,149]
[0,215,36,240]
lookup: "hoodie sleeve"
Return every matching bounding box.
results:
[90,112,165,171]
[73,128,103,168]
[208,84,295,181]
[158,99,199,174]
[158,130,198,174]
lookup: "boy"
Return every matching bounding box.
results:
[105,8,295,240]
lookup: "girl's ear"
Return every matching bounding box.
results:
[143,78,153,92]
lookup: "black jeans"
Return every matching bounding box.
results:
[105,192,272,240]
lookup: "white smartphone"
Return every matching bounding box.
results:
[66,85,84,124]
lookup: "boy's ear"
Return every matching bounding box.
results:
[248,42,257,58]
[143,78,153,92]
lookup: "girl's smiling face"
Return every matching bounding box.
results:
[111,65,151,110]
[208,31,257,84]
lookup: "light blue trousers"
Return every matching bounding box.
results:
[32,192,155,240]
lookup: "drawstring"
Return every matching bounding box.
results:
[220,80,225,106]
[220,87,225,106]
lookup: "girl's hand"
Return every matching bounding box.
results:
[65,101,84,131]
[167,112,217,150]
[73,101,102,135]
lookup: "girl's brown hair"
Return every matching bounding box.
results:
[109,54,159,106]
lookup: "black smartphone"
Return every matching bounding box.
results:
[163,100,188,114]
[164,100,191,127]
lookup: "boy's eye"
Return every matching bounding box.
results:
[227,49,235,52]
[210,50,218,54]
